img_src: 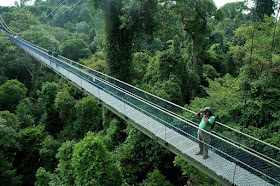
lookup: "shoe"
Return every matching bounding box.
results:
[203,155,208,159]
[195,151,202,155]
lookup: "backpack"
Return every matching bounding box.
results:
[211,121,216,130]
[209,115,215,130]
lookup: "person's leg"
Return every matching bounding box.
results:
[202,132,211,158]
[196,130,203,154]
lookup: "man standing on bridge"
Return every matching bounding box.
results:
[195,107,215,159]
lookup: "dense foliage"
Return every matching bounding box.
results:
[0,0,279,185]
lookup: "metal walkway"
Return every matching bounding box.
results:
[8,35,280,186]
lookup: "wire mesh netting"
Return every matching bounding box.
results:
[10,35,280,185]
[55,46,280,167]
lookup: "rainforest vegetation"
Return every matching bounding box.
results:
[0,0,279,185]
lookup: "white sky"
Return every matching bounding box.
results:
[0,0,35,7]
[214,0,245,7]
[0,0,18,7]
[0,0,244,8]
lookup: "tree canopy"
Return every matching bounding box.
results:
[0,0,279,185]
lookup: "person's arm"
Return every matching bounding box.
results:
[203,115,210,124]
[196,108,203,117]
[208,116,215,125]
[200,109,211,124]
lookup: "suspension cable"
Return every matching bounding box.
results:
[243,3,258,126]
[47,0,83,25]
[269,2,280,63]
[18,0,83,35]
[41,0,68,23]
[0,16,11,34]
[249,5,257,76]
[18,0,68,35]
[0,15,17,34]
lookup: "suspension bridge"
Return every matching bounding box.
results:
[2,34,277,186]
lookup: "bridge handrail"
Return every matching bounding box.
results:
[57,51,280,163]
[57,50,280,153]
[12,35,280,184]
[13,34,280,154]
[59,54,280,166]
[1,27,278,161]
[14,34,280,164]
[53,56,279,183]
[54,51,280,184]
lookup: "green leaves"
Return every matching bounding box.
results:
[173,156,217,185]
[152,75,183,105]
[157,50,184,80]
[19,125,47,151]
[61,39,91,61]
[256,0,276,20]
[234,16,280,80]
[15,98,35,129]
[90,0,159,83]
[74,96,102,139]
[51,140,76,186]
[0,79,27,112]
[118,126,172,184]
[0,152,22,186]
[37,82,59,110]
[35,167,51,186]
[103,118,124,151]
[141,169,172,186]
[170,0,217,76]
[0,117,19,151]
[37,82,62,136]
[0,111,19,131]
[72,132,123,185]
[17,125,48,184]
[54,91,76,125]
[231,16,280,127]
[39,135,61,171]
[0,117,21,185]
[188,74,243,123]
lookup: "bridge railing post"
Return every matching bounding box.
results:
[97,88,100,99]
[123,92,126,111]
[165,125,166,144]
[232,161,237,185]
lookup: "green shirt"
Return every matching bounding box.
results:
[199,115,215,130]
